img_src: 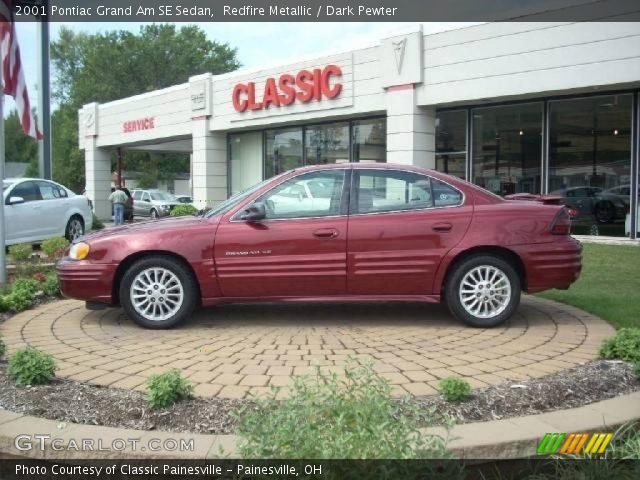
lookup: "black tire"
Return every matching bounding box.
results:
[119,256,198,329]
[594,201,615,224]
[150,209,158,219]
[65,215,85,241]
[445,254,521,328]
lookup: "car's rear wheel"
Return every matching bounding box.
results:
[150,209,158,219]
[120,256,197,329]
[445,255,520,328]
[594,201,615,224]
[65,216,85,241]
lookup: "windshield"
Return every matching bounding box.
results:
[150,192,175,201]
[205,176,279,218]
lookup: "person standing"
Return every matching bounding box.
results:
[108,186,128,226]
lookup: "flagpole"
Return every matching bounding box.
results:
[0,93,6,284]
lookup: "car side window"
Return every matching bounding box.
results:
[432,179,463,207]
[132,191,142,200]
[257,170,345,220]
[36,181,60,200]
[10,181,40,202]
[354,170,435,214]
[142,192,150,202]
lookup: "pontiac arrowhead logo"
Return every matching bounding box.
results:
[392,38,407,74]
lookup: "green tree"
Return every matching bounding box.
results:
[4,110,38,176]
[50,24,240,191]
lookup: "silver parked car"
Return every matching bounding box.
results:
[131,189,181,219]
[3,178,93,245]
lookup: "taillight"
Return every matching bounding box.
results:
[551,208,571,235]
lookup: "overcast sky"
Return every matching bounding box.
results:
[6,21,480,117]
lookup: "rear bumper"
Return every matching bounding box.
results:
[56,258,117,305]
[513,237,582,293]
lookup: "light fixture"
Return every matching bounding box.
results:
[519,130,524,136]
[613,129,619,135]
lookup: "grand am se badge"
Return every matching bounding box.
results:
[225,250,272,256]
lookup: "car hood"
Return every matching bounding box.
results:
[79,216,210,242]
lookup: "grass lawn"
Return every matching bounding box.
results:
[536,243,640,329]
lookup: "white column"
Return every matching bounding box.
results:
[191,118,227,208]
[84,137,112,220]
[385,86,436,168]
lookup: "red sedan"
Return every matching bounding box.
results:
[57,164,581,329]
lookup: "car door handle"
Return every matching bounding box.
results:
[313,228,339,238]
[432,222,453,232]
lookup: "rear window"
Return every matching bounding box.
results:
[432,179,463,207]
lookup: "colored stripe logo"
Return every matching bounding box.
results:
[537,432,613,455]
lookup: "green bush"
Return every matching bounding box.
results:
[8,243,32,262]
[42,273,60,297]
[0,296,10,313]
[234,362,450,460]
[41,237,69,259]
[170,204,198,217]
[12,278,40,295]
[6,290,34,312]
[146,369,193,409]
[438,377,471,402]
[91,213,104,230]
[0,336,5,358]
[8,347,56,385]
[600,328,640,363]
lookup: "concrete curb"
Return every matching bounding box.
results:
[424,391,640,459]
[1,392,638,460]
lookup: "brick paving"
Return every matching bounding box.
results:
[0,297,615,399]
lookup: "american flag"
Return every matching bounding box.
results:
[0,0,42,140]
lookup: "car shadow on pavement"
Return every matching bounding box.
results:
[180,302,467,329]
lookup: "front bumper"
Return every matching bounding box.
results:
[56,258,117,305]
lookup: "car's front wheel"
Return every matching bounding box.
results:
[150,209,159,219]
[445,255,521,328]
[120,256,198,329]
[65,216,85,241]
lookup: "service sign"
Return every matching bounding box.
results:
[122,117,156,133]
[232,65,342,112]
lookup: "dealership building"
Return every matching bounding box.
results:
[79,21,640,238]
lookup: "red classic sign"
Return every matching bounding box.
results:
[232,65,342,113]
[122,117,155,133]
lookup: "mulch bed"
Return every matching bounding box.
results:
[0,360,637,435]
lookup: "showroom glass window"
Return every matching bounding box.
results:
[548,94,633,237]
[230,132,263,195]
[305,122,350,165]
[472,103,543,195]
[436,110,467,179]
[265,128,303,179]
[353,118,386,163]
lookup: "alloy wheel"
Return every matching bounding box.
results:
[458,265,512,319]
[130,267,184,322]
[68,218,84,241]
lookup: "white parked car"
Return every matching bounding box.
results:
[3,178,93,245]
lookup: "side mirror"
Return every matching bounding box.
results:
[8,196,25,205]
[240,202,266,222]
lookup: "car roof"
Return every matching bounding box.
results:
[4,177,59,182]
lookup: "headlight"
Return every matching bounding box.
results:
[69,242,90,260]
[161,205,170,211]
